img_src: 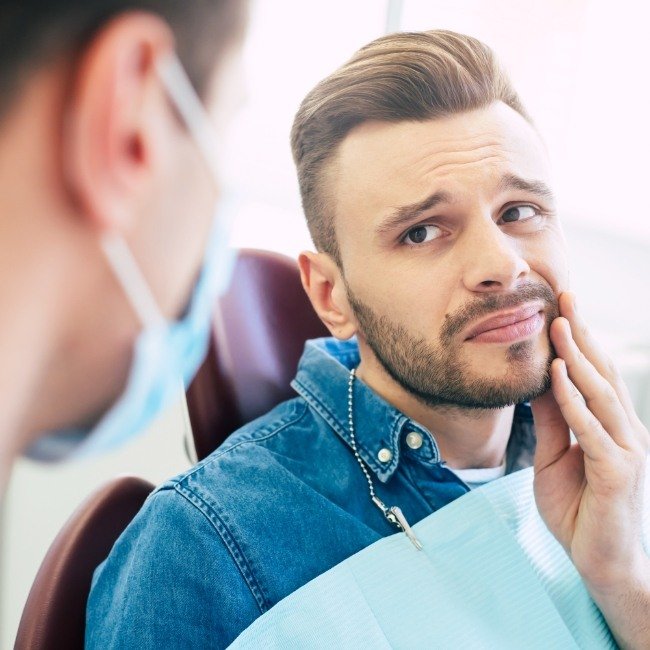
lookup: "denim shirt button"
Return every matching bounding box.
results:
[377,448,393,463]
[405,431,423,450]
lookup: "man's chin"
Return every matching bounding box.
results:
[443,380,550,410]
[465,335,552,368]
[456,353,553,408]
[463,366,552,408]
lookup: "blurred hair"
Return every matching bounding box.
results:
[290,29,531,265]
[0,0,246,117]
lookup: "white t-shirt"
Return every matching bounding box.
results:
[448,458,507,490]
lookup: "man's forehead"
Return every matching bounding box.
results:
[334,102,550,207]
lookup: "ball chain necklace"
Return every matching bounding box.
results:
[348,368,423,551]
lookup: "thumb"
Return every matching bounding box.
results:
[531,388,571,471]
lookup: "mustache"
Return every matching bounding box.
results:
[440,282,559,342]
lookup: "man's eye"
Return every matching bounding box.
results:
[403,224,442,245]
[500,205,540,223]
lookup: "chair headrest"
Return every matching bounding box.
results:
[186,249,329,460]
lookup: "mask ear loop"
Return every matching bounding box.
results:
[100,52,224,331]
[100,233,165,329]
[154,52,222,183]
[153,53,230,461]
[102,232,199,462]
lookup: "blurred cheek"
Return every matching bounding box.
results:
[134,155,215,319]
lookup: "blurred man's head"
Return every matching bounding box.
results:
[0,1,246,464]
[294,31,569,411]
[0,1,244,119]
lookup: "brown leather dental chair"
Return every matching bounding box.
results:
[14,476,154,650]
[186,248,329,460]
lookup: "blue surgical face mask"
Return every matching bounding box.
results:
[26,53,236,462]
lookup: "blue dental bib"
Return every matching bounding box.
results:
[230,466,649,649]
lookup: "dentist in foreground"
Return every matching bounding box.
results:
[0,0,248,496]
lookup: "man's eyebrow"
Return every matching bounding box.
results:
[377,190,453,234]
[499,173,555,202]
[376,174,555,236]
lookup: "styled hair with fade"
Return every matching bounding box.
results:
[0,0,246,118]
[290,29,531,265]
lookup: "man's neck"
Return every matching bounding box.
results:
[0,243,61,462]
[0,75,66,462]
[356,354,515,471]
[0,157,78,462]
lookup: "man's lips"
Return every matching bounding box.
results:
[464,303,546,343]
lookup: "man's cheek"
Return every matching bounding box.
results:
[531,246,569,298]
[542,228,570,294]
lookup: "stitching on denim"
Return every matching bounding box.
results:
[293,376,400,481]
[174,484,269,613]
[187,485,277,606]
[295,374,404,460]
[211,400,308,455]
[177,399,308,483]
[183,410,313,600]
[293,377,346,434]
[168,401,313,613]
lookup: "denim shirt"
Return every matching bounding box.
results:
[86,337,536,649]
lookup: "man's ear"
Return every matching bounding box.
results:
[62,11,175,234]
[299,251,357,340]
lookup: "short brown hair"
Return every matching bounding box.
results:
[290,30,530,265]
[0,1,246,118]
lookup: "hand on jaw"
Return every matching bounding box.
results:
[531,291,650,649]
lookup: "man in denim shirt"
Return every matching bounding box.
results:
[87,30,650,649]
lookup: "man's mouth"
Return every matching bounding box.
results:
[464,303,546,344]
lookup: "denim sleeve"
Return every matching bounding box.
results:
[85,485,263,649]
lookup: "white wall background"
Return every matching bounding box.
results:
[3,0,650,645]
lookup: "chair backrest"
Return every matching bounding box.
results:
[14,476,154,650]
[186,248,329,460]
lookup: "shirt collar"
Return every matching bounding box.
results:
[291,337,536,483]
[291,337,439,483]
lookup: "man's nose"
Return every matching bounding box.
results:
[461,220,530,293]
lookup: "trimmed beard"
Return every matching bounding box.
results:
[346,282,558,410]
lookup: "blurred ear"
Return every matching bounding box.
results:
[62,11,175,234]
[298,251,357,340]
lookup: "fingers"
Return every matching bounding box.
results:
[530,388,571,471]
[559,292,642,428]
[550,358,617,462]
[550,316,635,449]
